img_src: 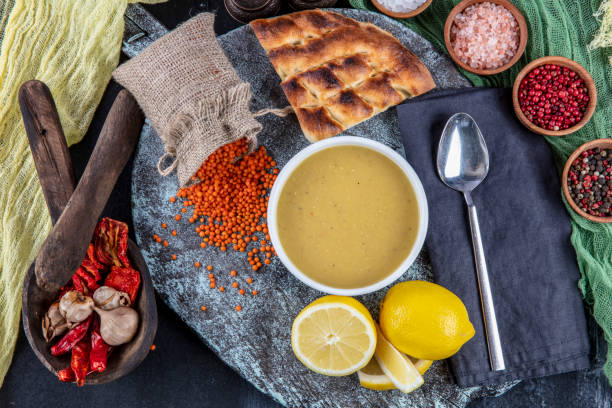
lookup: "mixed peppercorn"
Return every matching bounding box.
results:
[518,64,589,131]
[567,147,612,217]
[44,218,141,386]
[153,138,278,312]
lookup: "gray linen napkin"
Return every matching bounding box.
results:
[396,87,590,387]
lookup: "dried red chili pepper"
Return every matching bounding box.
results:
[75,267,99,293]
[85,242,105,270]
[94,218,131,268]
[51,315,92,356]
[71,338,91,387]
[105,266,141,303]
[71,274,85,294]
[90,317,109,373]
[81,259,102,283]
[58,367,76,382]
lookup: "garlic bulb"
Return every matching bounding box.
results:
[94,306,139,346]
[59,291,94,326]
[42,301,68,342]
[93,286,131,310]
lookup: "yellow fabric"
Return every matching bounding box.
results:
[0,0,164,387]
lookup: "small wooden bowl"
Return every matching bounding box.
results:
[371,0,432,19]
[443,0,528,75]
[512,56,597,137]
[562,139,612,223]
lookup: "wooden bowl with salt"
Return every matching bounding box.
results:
[370,0,432,19]
[444,0,528,75]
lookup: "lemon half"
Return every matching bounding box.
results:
[291,296,377,376]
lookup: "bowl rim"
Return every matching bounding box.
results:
[267,136,429,296]
[370,0,432,19]
[561,138,612,223]
[511,56,598,137]
[443,0,528,76]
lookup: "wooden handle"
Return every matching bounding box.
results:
[35,90,144,293]
[19,80,76,224]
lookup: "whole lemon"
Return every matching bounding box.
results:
[379,281,475,360]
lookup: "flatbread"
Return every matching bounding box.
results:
[250,9,436,142]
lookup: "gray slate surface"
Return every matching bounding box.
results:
[131,9,516,407]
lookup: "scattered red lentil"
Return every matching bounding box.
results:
[150,344,156,351]
[162,240,168,247]
[160,139,280,309]
[161,223,167,229]
[201,306,207,311]
[171,254,177,260]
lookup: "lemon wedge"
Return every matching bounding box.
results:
[358,358,395,390]
[374,324,423,393]
[291,296,377,376]
[408,356,433,375]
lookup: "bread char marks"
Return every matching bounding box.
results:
[355,72,404,110]
[324,89,373,127]
[267,24,387,80]
[295,106,344,140]
[249,11,357,57]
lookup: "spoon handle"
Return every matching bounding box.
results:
[19,80,76,225]
[464,192,505,372]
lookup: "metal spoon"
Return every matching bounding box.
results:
[436,113,505,372]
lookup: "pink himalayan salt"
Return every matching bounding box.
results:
[450,2,520,70]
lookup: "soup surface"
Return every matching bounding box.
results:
[276,145,419,289]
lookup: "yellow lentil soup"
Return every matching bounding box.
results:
[276,145,419,289]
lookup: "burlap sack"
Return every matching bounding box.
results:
[113,13,280,186]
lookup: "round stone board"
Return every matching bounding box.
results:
[131,8,516,407]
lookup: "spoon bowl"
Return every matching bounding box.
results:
[437,113,489,192]
[436,112,505,372]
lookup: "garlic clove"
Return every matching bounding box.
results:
[94,306,139,346]
[93,286,131,310]
[59,291,94,326]
[42,301,68,342]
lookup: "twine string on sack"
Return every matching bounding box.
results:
[154,78,294,180]
[157,102,294,177]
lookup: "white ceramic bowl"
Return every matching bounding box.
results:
[267,136,428,296]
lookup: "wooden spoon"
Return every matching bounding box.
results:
[19,80,157,384]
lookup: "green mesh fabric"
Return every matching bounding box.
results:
[349,0,612,385]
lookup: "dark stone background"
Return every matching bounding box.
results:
[0,0,609,407]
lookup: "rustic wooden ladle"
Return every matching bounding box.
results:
[19,80,157,384]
